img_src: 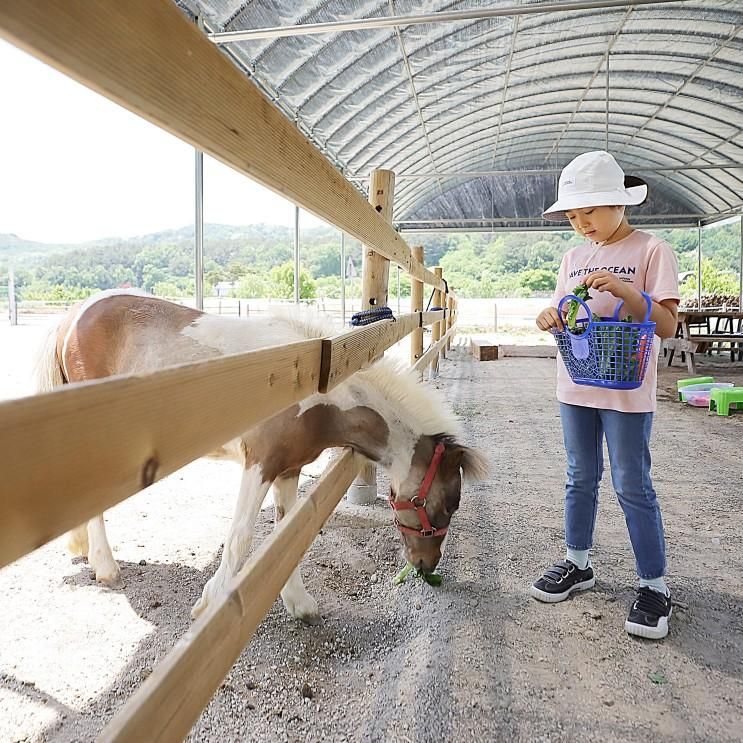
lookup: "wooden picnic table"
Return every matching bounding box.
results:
[664,308,743,374]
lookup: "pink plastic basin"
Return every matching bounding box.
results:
[680,382,734,407]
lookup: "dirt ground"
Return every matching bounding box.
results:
[1,331,742,742]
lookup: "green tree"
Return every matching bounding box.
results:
[152,281,183,298]
[232,274,269,298]
[682,258,740,298]
[519,268,557,292]
[315,275,342,299]
[269,261,316,299]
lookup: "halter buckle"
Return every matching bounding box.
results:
[419,528,435,538]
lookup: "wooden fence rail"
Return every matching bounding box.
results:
[100,449,361,743]
[0,310,453,571]
[0,341,321,570]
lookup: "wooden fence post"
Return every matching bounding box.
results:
[410,245,424,373]
[360,170,394,310]
[347,169,395,506]
[440,274,448,361]
[446,294,454,351]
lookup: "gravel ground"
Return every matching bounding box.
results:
[1,328,743,742]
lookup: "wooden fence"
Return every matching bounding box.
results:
[0,3,458,741]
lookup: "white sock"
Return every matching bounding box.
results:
[566,548,590,570]
[639,576,669,597]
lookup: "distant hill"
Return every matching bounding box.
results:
[0,233,79,261]
[2,221,739,301]
[0,223,341,266]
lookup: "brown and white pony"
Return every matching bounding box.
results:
[35,290,487,623]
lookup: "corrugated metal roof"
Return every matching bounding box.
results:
[176,0,743,230]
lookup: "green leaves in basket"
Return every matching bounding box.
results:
[566,283,592,333]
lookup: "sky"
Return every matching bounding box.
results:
[0,39,327,244]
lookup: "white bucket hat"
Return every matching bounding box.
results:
[542,150,647,221]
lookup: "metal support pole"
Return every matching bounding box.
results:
[340,232,346,325]
[697,220,702,309]
[739,214,742,310]
[8,268,17,326]
[294,206,300,304]
[194,149,204,310]
[397,264,401,316]
[430,267,443,379]
[605,48,610,151]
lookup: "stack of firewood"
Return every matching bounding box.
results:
[680,294,741,310]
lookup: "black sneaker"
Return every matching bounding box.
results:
[530,559,595,603]
[625,587,672,639]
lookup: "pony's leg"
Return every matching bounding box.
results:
[87,515,122,588]
[66,524,89,557]
[191,464,270,620]
[274,474,320,624]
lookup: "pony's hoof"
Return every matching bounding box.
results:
[283,593,321,625]
[91,563,124,590]
[298,612,322,626]
[96,568,123,590]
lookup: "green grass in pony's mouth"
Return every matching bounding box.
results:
[392,561,443,586]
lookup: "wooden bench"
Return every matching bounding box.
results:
[683,334,743,347]
[664,334,743,374]
[470,339,557,361]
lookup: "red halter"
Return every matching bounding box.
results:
[389,442,448,539]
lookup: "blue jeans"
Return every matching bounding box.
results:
[559,403,666,580]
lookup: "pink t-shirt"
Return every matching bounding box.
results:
[550,230,680,413]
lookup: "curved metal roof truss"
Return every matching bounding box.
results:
[178,0,743,229]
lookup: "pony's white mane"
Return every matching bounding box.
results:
[269,305,339,340]
[357,358,462,438]
[270,308,461,437]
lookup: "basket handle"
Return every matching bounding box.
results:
[612,290,653,323]
[556,293,594,340]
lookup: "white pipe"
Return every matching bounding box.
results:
[340,232,346,325]
[348,164,743,181]
[294,206,300,304]
[210,0,687,43]
[697,219,702,309]
[194,150,204,311]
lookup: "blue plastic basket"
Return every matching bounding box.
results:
[553,291,655,390]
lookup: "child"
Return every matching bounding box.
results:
[532,150,680,640]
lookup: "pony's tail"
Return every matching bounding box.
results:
[34,319,87,555]
[34,320,66,393]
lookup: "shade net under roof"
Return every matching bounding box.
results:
[177,0,743,231]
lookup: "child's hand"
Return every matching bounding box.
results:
[536,306,564,332]
[584,270,629,299]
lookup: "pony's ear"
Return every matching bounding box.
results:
[461,445,489,482]
[444,444,489,482]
